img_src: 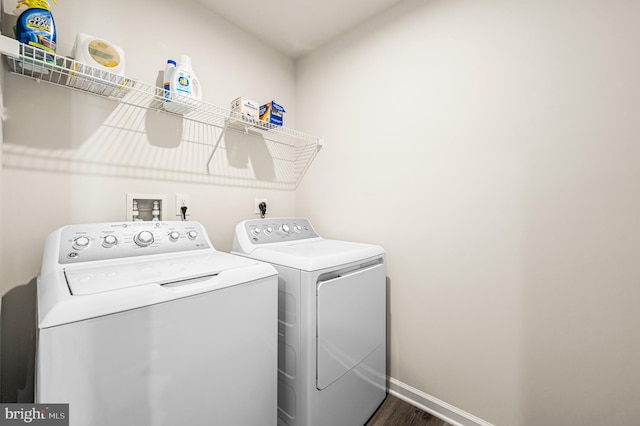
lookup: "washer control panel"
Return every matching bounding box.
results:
[58,221,211,264]
[243,218,318,244]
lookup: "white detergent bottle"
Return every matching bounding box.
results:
[163,59,176,103]
[164,54,202,114]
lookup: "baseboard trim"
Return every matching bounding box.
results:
[388,377,494,426]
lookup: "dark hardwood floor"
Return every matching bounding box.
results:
[366,394,453,426]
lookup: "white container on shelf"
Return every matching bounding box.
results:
[163,54,202,115]
[72,33,125,76]
[163,59,176,102]
[69,33,130,97]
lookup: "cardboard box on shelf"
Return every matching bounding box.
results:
[259,100,286,128]
[231,97,260,123]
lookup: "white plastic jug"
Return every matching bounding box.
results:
[163,55,202,114]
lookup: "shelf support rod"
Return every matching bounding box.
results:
[206,119,230,174]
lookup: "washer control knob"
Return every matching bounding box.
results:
[293,225,302,233]
[187,230,198,240]
[251,227,261,237]
[134,231,154,247]
[72,236,90,250]
[264,226,273,236]
[280,224,290,234]
[102,235,118,248]
[169,231,180,241]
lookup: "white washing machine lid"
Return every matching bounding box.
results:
[38,251,277,328]
[240,239,385,271]
[64,250,250,295]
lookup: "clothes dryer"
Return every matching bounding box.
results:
[232,218,386,426]
[37,221,278,426]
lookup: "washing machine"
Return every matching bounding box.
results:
[37,221,278,426]
[232,218,387,426]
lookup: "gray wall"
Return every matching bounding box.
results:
[0,0,4,394]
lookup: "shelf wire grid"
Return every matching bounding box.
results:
[3,42,322,189]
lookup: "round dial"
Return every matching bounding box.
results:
[251,228,261,236]
[293,225,302,233]
[168,231,180,241]
[264,226,273,236]
[72,236,90,250]
[134,230,154,247]
[102,235,118,248]
[280,224,290,234]
[187,230,198,240]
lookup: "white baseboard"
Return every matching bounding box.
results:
[388,377,494,426]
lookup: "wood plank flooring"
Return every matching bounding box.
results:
[366,394,453,426]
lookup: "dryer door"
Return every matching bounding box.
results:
[316,262,385,390]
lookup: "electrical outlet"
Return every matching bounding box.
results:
[176,194,190,219]
[254,198,268,216]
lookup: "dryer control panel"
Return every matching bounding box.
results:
[242,218,319,245]
[58,221,211,264]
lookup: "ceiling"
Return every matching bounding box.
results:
[194,0,403,58]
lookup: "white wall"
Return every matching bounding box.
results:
[1,0,297,292]
[296,0,640,425]
[1,0,297,401]
[4,0,640,421]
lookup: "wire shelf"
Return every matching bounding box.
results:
[1,37,323,188]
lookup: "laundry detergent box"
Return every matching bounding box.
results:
[259,100,286,128]
[231,97,260,123]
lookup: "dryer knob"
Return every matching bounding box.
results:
[264,226,273,236]
[73,236,90,250]
[169,231,180,241]
[102,235,118,248]
[251,228,261,236]
[293,225,302,233]
[134,231,154,247]
[280,224,290,234]
[187,230,198,240]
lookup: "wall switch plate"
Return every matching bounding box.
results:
[176,194,190,219]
